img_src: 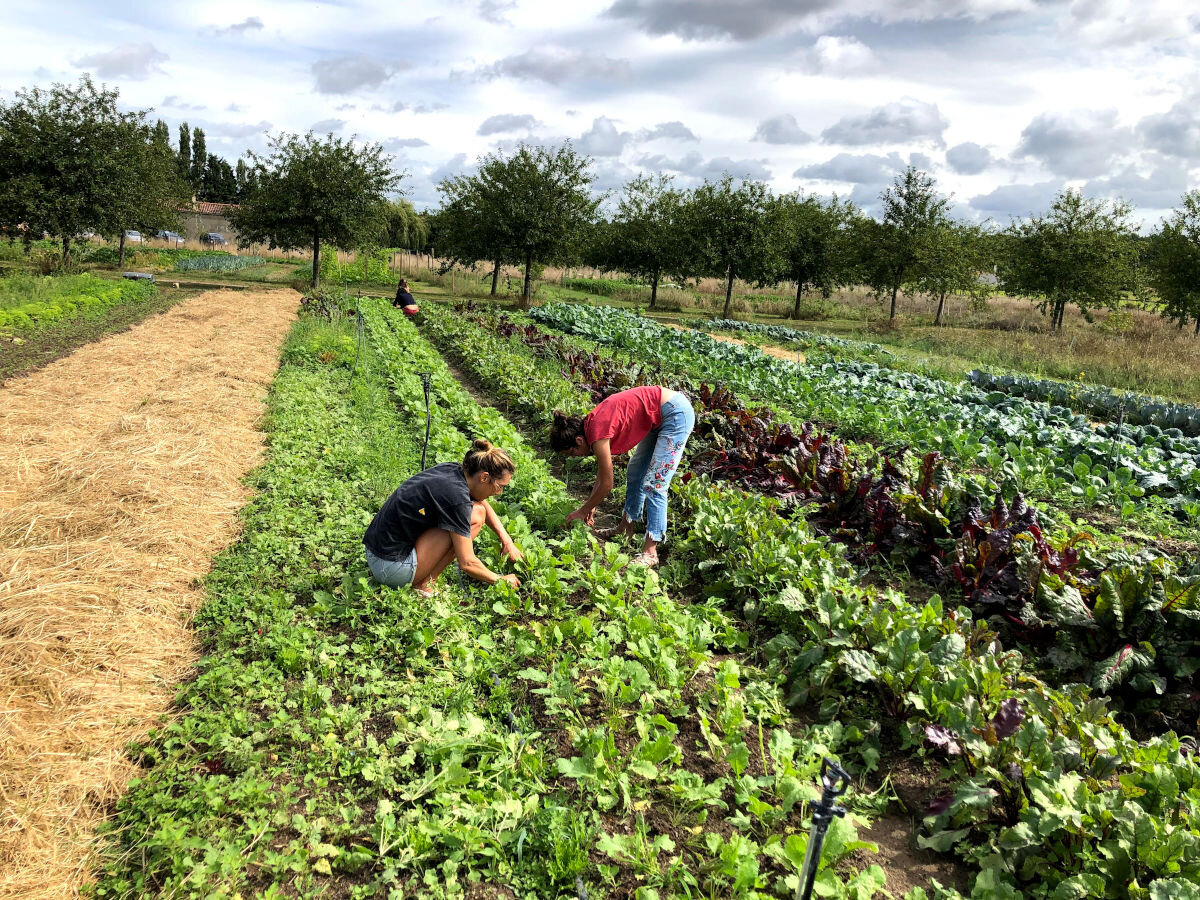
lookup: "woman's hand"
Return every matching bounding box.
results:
[500,573,521,589]
[502,541,524,562]
[565,507,595,527]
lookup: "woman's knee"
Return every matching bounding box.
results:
[469,502,487,537]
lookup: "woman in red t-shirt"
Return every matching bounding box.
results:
[550,385,695,566]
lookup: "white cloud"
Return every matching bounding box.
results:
[471,48,631,84]
[822,98,948,147]
[802,35,875,74]
[753,114,813,144]
[312,55,402,94]
[73,43,168,79]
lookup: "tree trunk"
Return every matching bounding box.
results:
[1194,317,1199,337]
[520,249,532,310]
[889,280,899,320]
[311,229,321,289]
[491,259,501,296]
[934,293,947,326]
[62,236,71,267]
[118,232,127,269]
[792,282,805,320]
[650,269,660,309]
[721,266,734,319]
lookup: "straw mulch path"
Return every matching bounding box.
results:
[0,288,298,898]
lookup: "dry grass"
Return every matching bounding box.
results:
[0,288,297,898]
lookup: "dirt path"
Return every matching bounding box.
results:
[0,288,297,898]
[663,323,804,363]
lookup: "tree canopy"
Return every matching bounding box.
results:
[685,175,773,318]
[998,189,1142,331]
[768,192,858,319]
[0,76,177,261]
[229,131,400,287]
[861,167,952,319]
[1148,191,1200,337]
[600,174,691,308]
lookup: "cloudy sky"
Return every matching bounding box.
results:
[3,0,1198,224]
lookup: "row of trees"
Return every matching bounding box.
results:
[0,77,186,265]
[176,123,255,204]
[433,146,1199,333]
[0,78,429,282]
[2,77,1197,330]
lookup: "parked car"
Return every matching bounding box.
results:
[157,230,184,245]
[124,230,143,243]
[201,232,227,246]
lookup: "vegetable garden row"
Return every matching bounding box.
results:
[94,298,1200,899]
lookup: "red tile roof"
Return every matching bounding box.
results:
[195,201,238,215]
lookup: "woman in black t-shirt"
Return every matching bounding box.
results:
[393,278,419,316]
[363,439,523,596]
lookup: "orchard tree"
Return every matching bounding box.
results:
[229,131,400,288]
[685,175,773,319]
[998,189,1142,331]
[1148,191,1200,336]
[436,169,518,295]
[912,220,991,326]
[604,174,691,308]
[862,167,951,320]
[0,76,167,263]
[113,116,189,265]
[479,143,599,307]
[769,192,857,319]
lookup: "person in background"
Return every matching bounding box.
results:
[549,385,695,567]
[363,439,523,596]
[393,278,419,316]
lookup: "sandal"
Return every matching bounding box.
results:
[414,585,439,598]
[628,552,659,568]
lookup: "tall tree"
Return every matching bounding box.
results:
[177,122,191,186]
[471,143,600,307]
[769,192,857,320]
[998,189,1142,332]
[602,174,690,308]
[864,167,951,320]
[228,131,400,288]
[1148,190,1200,336]
[202,154,238,203]
[190,127,207,194]
[384,197,430,251]
[235,158,253,200]
[0,76,149,263]
[436,171,518,295]
[113,118,188,266]
[912,220,990,326]
[684,175,773,319]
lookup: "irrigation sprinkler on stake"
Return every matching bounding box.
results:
[795,758,851,900]
[416,372,433,471]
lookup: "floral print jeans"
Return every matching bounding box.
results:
[623,394,695,541]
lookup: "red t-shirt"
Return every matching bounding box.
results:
[584,386,663,456]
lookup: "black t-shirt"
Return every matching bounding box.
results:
[393,287,416,308]
[364,462,473,559]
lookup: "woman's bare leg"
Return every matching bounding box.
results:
[412,503,487,592]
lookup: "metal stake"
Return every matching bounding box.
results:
[417,372,433,471]
[796,758,851,900]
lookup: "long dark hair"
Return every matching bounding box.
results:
[549,410,586,452]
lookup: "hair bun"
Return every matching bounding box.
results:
[472,438,493,452]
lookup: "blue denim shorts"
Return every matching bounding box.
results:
[364,544,418,587]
